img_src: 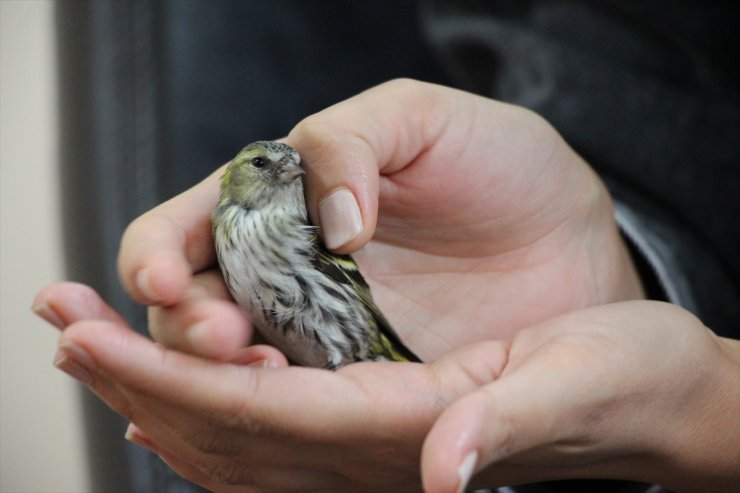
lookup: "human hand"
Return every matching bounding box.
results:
[34,287,739,493]
[118,79,643,362]
[422,301,740,493]
[33,283,491,492]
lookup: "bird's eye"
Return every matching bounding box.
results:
[251,157,267,168]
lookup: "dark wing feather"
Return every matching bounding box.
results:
[310,238,421,363]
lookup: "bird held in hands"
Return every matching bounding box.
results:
[212,141,420,369]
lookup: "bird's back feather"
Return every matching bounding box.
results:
[311,239,421,363]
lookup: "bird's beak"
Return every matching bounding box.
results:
[277,158,305,184]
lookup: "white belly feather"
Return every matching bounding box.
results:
[214,203,368,368]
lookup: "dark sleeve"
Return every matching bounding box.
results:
[421,0,740,338]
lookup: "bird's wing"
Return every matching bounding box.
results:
[311,239,421,363]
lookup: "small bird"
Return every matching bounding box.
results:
[212,141,420,369]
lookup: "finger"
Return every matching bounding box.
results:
[58,319,395,442]
[32,284,147,420]
[125,425,261,493]
[125,423,162,454]
[153,448,259,493]
[147,269,257,359]
[53,320,250,462]
[128,414,354,492]
[287,79,452,253]
[126,423,257,493]
[53,325,140,429]
[54,338,131,412]
[135,433,349,493]
[58,320,333,422]
[421,344,589,493]
[33,282,129,329]
[149,298,250,359]
[117,165,225,305]
[157,445,349,493]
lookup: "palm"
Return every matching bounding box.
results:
[358,242,578,361]
[352,105,631,360]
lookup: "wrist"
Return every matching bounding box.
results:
[651,335,740,492]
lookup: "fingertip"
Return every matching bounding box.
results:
[33,300,66,330]
[131,252,191,306]
[149,297,252,360]
[422,393,489,493]
[125,423,161,454]
[61,319,168,390]
[118,211,199,306]
[61,318,128,347]
[32,283,58,310]
[33,281,93,309]
[287,117,379,254]
[134,268,158,302]
[33,282,82,329]
[58,319,131,376]
[184,311,249,361]
[33,282,128,328]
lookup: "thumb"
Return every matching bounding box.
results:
[421,346,591,493]
[288,120,377,253]
[286,79,451,253]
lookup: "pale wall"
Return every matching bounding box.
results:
[1,1,90,491]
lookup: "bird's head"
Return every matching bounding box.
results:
[220,141,304,208]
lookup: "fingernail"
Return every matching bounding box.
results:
[32,302,65,329]
[185,321,210,348]
[125,424,160,453]
[136,268,158,302]
[456,450,478,493]
[53,343,95,385]
[318,187,363,250]
[247,359,269,368]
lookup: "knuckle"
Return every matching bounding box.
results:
[377,78,442,113]
[378,77,425,95]
[289,116,375,190]
[289,115,344,159]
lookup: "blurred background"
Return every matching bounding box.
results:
[1,1,90,491]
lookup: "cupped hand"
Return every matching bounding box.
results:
[117,79,643,361]
[33,286,739,493]
[33,283,502,493]
[422,301,740,493]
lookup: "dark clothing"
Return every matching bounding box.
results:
[423,1,740,339]
[57,1,739,492]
